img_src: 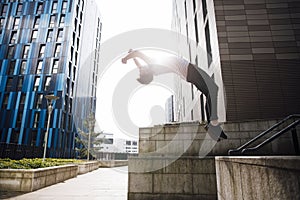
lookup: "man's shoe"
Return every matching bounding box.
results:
[207,123,228,141]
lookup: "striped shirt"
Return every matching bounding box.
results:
[149,56,189,80]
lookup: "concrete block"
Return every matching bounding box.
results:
[216,160,243,200]
[139,140,156,153]
[128,158,166,173]
[239,121,259,131]
[257,120,271,131]
[164,158,192,174]
[267,167,300,200]
[191,158,215,174]
[193,174,217,195]
[128,174,153,193]
[153,174,193,194]
[223,122,240,132]
[240,165,271,200]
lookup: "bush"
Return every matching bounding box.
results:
[0,158,83,169]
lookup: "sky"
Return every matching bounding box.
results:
[95,0,173,139]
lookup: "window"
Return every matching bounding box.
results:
[36,2,43,14]
[194,16,199,43]
[52,59,59,73]
[2,93,9,108]
[31,30,38,42]
[20,60,27,74]
[16,3,23,15]
[8,60,15,75]
[30,130,37,146]
[13,18,20,29]
[49,15,56,28]
[57,28,63,42]
[1,4,8,16]
[39,45,45,58]
[54,44,61,57]
[192,0,196,13]
[0,18,5,30]
[46,29,53,42]
[205,23,212,66]
[73,67,76,80]
[7,45,15,58]
[33,77,40,91]
[36,94,43,109]
[10,31,17,43]
[51,2,58,13]
[44,77,51,90]
[33,112,40,128]
[6,77,14,90]
[202,0,208,21]
[10,130,20,144]
[23,45,30,59]
[20,93,26,105]
[34,17,40,29]
[16,112,22,127]
[37,60,43,74]
[62,2,68,13]
[59,15,65,27]
[17,77,23,90]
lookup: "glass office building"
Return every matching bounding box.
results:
[0,0,101,158]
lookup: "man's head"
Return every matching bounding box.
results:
[137,67,153,85]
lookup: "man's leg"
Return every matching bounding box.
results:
[186,64,227,140]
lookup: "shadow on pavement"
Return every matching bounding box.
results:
[0,191,28,199]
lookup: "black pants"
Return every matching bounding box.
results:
[186,64,219,122]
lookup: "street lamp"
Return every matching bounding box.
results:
[43,94,59,162]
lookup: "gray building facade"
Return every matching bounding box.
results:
[172,0,300,122]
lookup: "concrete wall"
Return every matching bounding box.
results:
[139,120,299,156]
[99,160,128,168]
[128,157,216,200]
[77,161,100,175]
[128,120,300,199]
[0,164,78,192]
[215,156,300,200]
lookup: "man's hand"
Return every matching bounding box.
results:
[121,57,127,64]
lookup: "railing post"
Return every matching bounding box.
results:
[291,128,300,155]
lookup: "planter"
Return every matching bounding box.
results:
[0,164,77,192]
[77,161,100,175]
[99,160,128,168]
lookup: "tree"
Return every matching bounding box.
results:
[75,114,103,160]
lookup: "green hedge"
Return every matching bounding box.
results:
[0,158,83,169]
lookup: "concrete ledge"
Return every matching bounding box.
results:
[77,161,100,175]
[215,156,300,200]
[0,164,78,192]
[128,156,217,200]
[99,160,128,168]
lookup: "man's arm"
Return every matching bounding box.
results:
[133,58,142,69]
[122,50,153,64]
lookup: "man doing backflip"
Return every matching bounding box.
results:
[122,49,227,141]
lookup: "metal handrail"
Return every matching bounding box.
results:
[228,114,300,155]
[242,119,300,154]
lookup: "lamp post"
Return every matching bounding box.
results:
[43,94,59,162]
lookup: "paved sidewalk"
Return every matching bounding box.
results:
[4,166,128,200]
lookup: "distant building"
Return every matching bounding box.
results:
[165,95,175,122]
[0,0,101,158]
[96,132,138,160]
[172,0,300,122]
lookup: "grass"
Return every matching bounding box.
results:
[0,158,84,169]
